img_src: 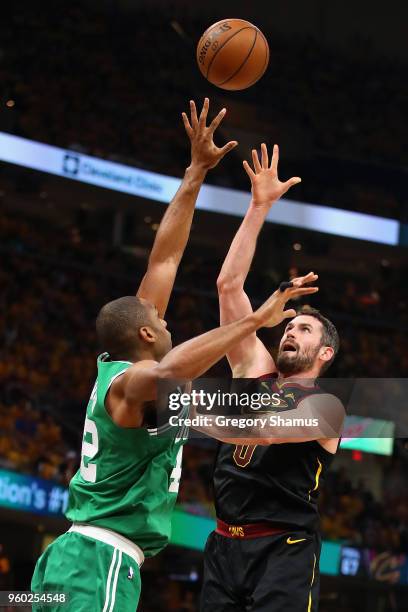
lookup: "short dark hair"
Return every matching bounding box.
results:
[295,305,339,373]
[96,296,151,360]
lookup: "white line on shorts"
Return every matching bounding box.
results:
[109,550,122,612]
[103,548,117,612]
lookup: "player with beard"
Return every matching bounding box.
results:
[198,144,344,612]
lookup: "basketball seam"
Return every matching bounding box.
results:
[217,29,258,87]
[206,26,255,80]
[244,34,269,88]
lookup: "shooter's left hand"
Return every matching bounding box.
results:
[182,98,238,171]
[244,143,301,208]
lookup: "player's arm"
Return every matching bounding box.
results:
[137,98,238,318]
[217,144,301,377]
[109,278,318,426]
[191,393,345,446]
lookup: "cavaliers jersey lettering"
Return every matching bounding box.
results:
[214,378,336,531]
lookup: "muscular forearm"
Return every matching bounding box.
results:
[217,203,269,289]
[157,313,261,380]
[148,164,207,266]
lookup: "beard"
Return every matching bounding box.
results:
[276,344,320,375]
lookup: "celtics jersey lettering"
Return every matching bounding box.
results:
[66,353,187,557]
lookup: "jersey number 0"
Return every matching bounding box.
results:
[233,444,257,468]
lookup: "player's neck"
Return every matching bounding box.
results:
[277,367,318,385]
[131,347,156,363]
[112,346,154,364]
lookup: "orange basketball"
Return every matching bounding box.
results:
[196,18,269,91]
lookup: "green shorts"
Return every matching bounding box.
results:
[31,530,142,612]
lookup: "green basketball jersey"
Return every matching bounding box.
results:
[66,353,187,558]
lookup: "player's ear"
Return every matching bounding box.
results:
[319,345,334,364]
[139,326,157,344]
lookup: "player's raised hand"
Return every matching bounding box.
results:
[255,272,319,328]
[182,98,238,171]
[243,143,301,208]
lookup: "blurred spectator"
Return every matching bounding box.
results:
[1,205,407,475]
[0,1,406,219]
[1,205,407,562]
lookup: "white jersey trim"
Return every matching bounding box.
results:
[107,369,129,393]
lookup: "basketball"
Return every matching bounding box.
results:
[196,18,269,91]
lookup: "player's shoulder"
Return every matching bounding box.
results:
[301,391,345,434]
[301,390,344,411]
[107,360,160,426]
[111,360,159,393]
[314,390,344,406]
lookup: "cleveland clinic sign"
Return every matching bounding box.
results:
[0,131,400,246]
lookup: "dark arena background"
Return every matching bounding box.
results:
[1,1,407,611]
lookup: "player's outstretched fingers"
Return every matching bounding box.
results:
[270,144,279,173]
[279,281,294,292]
[282,308,297,320]
[190,100,199,129]
[301,271,317,280]
[288,286,319,299]
[291,272,318,287]
[208,108,227,134]
[243,160,256,180]
[261,143,269,169]
[182,112,193,138]
[282,176,302,194]
[199,97,210,126]
[219,141,238,158]
[252,149,262,173]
